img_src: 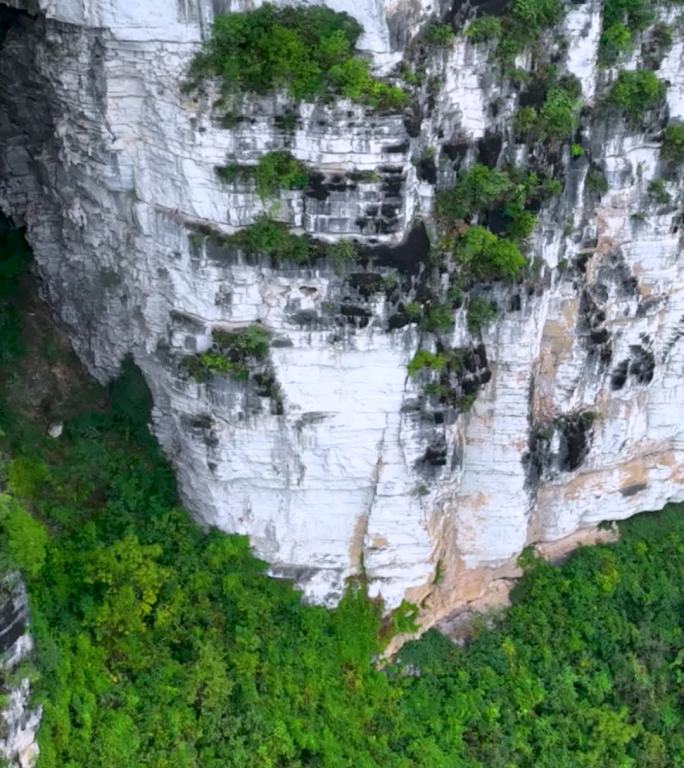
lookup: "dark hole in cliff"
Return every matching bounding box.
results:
[575,252,590,273]
[388,312,409,329]
[598,345,613,365]
[465,344,488,373]
[420,436,448,468]
[611,345,654,390]
[340,304,371,327]
[0,5,30,48]
[375,218,400,235]
[477,132,502,168]
[451,0,509,22]
[611,359,629,390]
[417,156,437,184]
[0,595,26,654]
[621,482,647,497]
[519,78,549,108]
[329,175,348,191]
[442,141,469,163]
[348,273,385,299]
[366,222,430,275]
[404,106,422,138]
[189,414,213,430]
[558,413,594,471]
[478,368,492,385]
[629,345,655,384]
[381,176,404,197]
[305,172,329,201]
[384,141,409,154]
[590,327,609,344]
[252,372,277,397]
[485,208,509,236]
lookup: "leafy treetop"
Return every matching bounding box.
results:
[190,4,407,109]
[608,69,666,123]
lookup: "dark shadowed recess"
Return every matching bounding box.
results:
[0,4,32,48]
[363,222,431,275]
[450,0,510,24]
[0,586,26,654]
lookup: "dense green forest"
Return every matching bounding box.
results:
[1,227,684,767]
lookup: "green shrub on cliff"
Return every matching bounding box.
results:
[492,0,562,61]
[435,165,548,282]
[436,164,558,236]
[190,4,407,109]
[536,85,580,141]
[465,15,502,43]
[467,296,498,333]
[226,215,311,264]
[436,164,516,223]
[423,22,455,46]
[662,121,684,163]
[455,225,526,281]
[608,70,666,122]
[513,76,581,145]
[183,325,270,382]
[255,151,309,197]
[599,0,654,64]
[216,151,309,198]
[407,349,447,376]
[0,494,47,578]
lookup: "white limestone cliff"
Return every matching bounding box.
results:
[0,575,41,768]
[1,0,684,639]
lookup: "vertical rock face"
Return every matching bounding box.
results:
[0,574,40,768]
[1,0,684,624]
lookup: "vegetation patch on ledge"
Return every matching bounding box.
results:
[435,163,559,283]
[192,216,361,271]
[189,3,408,110]
[513,73,582,147]
[215,150,309,199]
[182,325,271,382]
[607,69,666,125]
[464,0,564,63]
[598,0,674,65]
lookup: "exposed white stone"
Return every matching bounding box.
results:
[562,0,602,102]
[47,421,63,438]
[0,576,40,768]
